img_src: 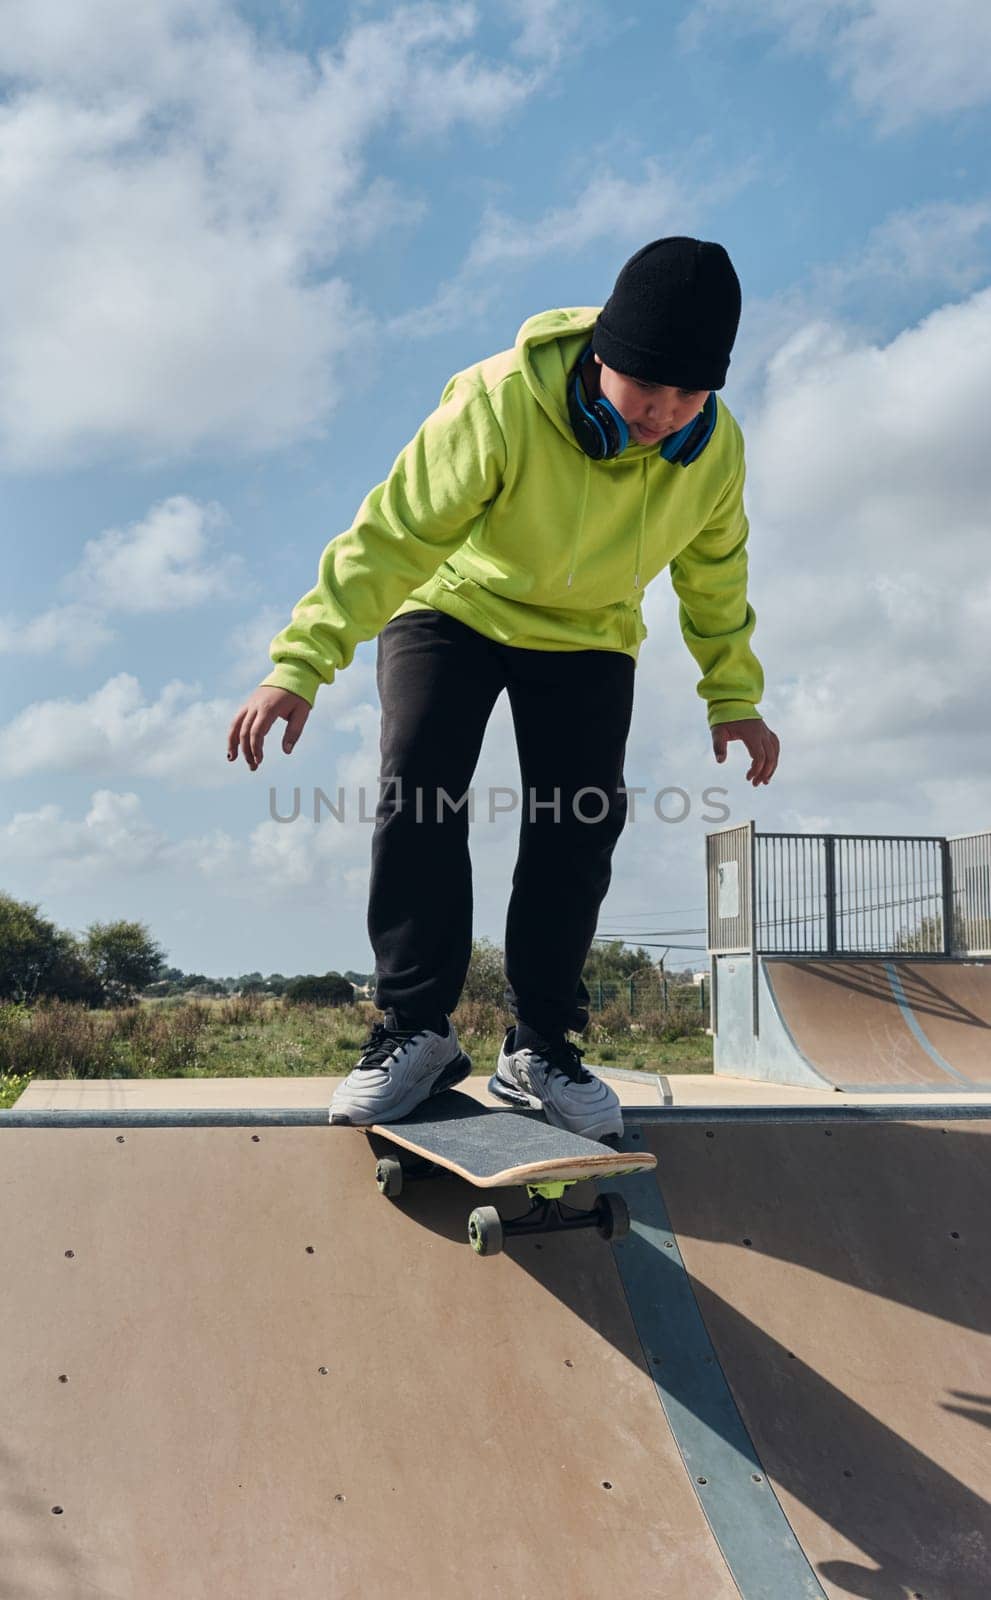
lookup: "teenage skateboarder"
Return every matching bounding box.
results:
[227,237,779,1139]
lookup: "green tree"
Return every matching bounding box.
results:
[582,941,657,983]
[892,914,947,955]
[84,920,167,1007]
[0,893,63,1001]
[285,972,355,1007]
[0,893,102,1004]
[460,938,506,1004]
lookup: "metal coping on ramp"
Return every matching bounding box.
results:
[1,1101,988,1129]
[614,1130,827,1598]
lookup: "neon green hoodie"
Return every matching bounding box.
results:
[261,307,764,727]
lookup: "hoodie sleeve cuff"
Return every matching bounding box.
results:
[258,662,328,708]
[707,701,762,729]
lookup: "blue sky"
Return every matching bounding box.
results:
[2,0,990,980]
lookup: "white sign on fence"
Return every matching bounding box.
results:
[717,860,740,920]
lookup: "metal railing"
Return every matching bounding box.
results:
[756,832,951,956]
[706,822,755,954]
[706,824,991,961]
[948,831,991,956]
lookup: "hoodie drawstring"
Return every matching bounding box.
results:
[633,458,646,589]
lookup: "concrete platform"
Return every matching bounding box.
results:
[13,1069,667,1109]
[15,1072,991,1115]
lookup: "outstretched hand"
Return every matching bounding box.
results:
[227,686,311,772]
[711,719,779,787]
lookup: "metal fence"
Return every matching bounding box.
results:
[587,974,707,1017]
[706,824,991,960]
[756,833,951,956]
[948,830,991,956]
[706,822,755,954]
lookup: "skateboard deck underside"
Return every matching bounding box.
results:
[370,1090,657,1189]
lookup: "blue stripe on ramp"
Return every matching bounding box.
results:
[609,1134,826,1599]
[883,962,971,1085]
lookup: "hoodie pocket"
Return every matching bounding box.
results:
[432,571,492,623]
[622,604,648,647]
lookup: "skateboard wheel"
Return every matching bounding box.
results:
[375,1157,404,1198]
[597,1192,630,1241]
[468,1206,503,1256]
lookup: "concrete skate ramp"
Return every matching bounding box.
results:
[641,1116,991,1598]
[896,960,991,1083]
[0,1123,739,1599]
[764,958,991,1089]
[2,1106,989,1598]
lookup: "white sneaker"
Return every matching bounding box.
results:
[329,1011,471,1126]
[487,1026,623,1141]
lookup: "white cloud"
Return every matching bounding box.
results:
[0,653,385,792]
[747,288,991,543]
[728,200,991,418]
[71,496,241,612]
[0,1,561,468]
[0,787,310,900]
[502,0,601,70]
[0,494,246,667]
[681,0,991,131]
[463,163,699,275]
[841,201,991,296]
[0,673,237,786]
[388,154,756,338]
[0,790,170,882]
[1,784,381,910]
[0,604,114,666]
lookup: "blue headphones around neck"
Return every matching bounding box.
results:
[566,343,717,465]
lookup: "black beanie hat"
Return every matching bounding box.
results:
[592,236,741,391]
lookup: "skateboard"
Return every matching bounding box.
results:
[364,1088,657,1256]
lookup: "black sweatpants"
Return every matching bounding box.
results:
[367,609,636,1037]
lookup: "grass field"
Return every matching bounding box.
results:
[0,994,713,1110]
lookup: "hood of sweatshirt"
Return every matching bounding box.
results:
[512,306,714,590]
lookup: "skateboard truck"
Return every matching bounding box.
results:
[470,1182,631,1257]
[375,1157,631,1256]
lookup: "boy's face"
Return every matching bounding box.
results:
[592,353,709,445]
